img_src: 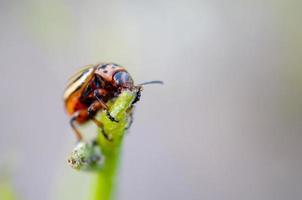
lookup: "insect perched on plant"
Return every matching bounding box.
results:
[63,63,163,141]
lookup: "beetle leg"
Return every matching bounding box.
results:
[87,100,102,118]
[70,117,82,141]
[106,112,119,123]
[93,89,119,122]
[91,118,113,141]
[70,110,89,141]
[132,86,143,105]
[88,101,113,141]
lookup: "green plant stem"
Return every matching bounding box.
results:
[91,90,137,200]
[92,148,121,200]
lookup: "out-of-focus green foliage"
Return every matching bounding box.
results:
[0,181,17,200]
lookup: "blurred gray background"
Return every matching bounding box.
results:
[1,0,302,200]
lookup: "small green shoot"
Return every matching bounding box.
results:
[90,89,137,200]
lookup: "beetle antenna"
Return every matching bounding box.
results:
[137,80,164,86]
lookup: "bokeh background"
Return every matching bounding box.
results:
[1,0,302,200]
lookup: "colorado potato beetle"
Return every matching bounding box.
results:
[63,63,162,141]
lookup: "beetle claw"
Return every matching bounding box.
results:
[102,129,114,141]
[132,87,142,105]
[107,111,119,123]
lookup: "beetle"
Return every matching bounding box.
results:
[63,63,162,141]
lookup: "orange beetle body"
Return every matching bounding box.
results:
[63,63,139,140]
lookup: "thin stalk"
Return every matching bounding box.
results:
[90,90,137,200]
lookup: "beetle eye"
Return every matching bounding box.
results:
[113,71,133,87]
